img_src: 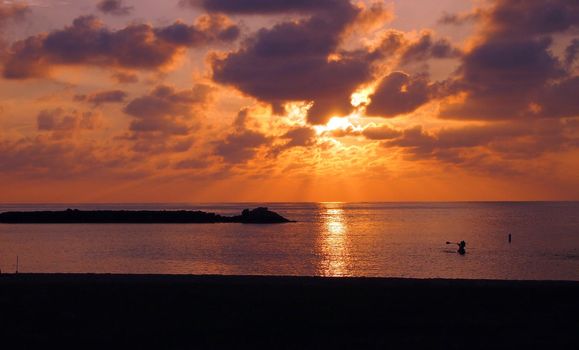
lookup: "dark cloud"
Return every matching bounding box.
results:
[122,84,213,153]
[74,90,128,106]
[371,30,407,58]
[0,137,96,176]
[362,124,400,140]
[111,71,139,84]
[211,0,383,124]
[438,0,578,37]
[215,130,271,163]
[565,39,579,68]
[281,126,316,148]
[0,136,140,179]
[438,10,482,26]
[400,32,462,63]
[156,14,240,44]
[232,108,250,131]
[440,0,579,121]
[209,3,458,124]
[442,38,565,120]
[366,72,436,117]
[205,1,455,123]
[383,121,576,164]
[484,0,579,38]
[37,108,101,139]
[97,0,133,16]
[124,84,212,135]
[269,126,317,156]
[181,0,343,14]
[213,108,273,163]
[2,14,239,79]
[537,77,579,119]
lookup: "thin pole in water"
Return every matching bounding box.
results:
[508,234,512,244]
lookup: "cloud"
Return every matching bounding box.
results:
[0,1,29,50]
[442,0,579,35]
[442,38,564,120]
[349,1,394,33]
[382,121,577,165]
[536,77,579,119]
[37,108,101,138]
[484,0,579,37]
[210,0,385,124]
[0,135,143,180]
[111,71,139,84]
[370,29,462,70]
[362,124,400,140]
[366,72,437,117]
[0,137,94,175]
[215,130,271,163]
[281,126,316,148]
[269,126,317,156]
[400,32,462,63]
[206,1,456,123]
[0,2,29,26]
[2,14,239,79]
[97,0,133,16]
[122,84,213,153]
[212,108,273,163]
[565,39,579,68]
[438,10,482,26]
[181,0,345,14]
[125,84,211,134]
[74,90,128,106]
[440,0,579,121]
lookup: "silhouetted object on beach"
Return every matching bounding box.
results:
[0,207,293,224]
[446,241,466,255]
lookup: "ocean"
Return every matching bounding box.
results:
[0,202,578,280]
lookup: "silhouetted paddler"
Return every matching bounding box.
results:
[446,241,466,255]
[457,241,466,255]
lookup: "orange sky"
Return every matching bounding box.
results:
[0,0,578,202]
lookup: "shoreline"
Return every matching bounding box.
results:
[1,274,578,349]
[2,272,579,283]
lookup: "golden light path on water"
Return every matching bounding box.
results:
[319,203,351,276]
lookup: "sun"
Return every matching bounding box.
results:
[313,114,363,135]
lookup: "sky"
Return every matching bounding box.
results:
[0,0,578,202]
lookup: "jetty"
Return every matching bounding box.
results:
[0,207,292,224]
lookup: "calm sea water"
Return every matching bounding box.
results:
[0,202,578,280]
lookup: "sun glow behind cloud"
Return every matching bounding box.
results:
[314,115,363,135]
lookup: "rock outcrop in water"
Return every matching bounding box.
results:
[0,207,293,224]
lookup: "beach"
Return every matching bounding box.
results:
[1,274,578,349]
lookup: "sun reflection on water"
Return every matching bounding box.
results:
[319,204,350,276]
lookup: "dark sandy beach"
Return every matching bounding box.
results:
[1,274,578,349]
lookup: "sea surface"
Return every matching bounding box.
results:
[0,202,578,280]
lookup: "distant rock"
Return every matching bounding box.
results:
[233,207,292,224]
[0,208,293,224]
